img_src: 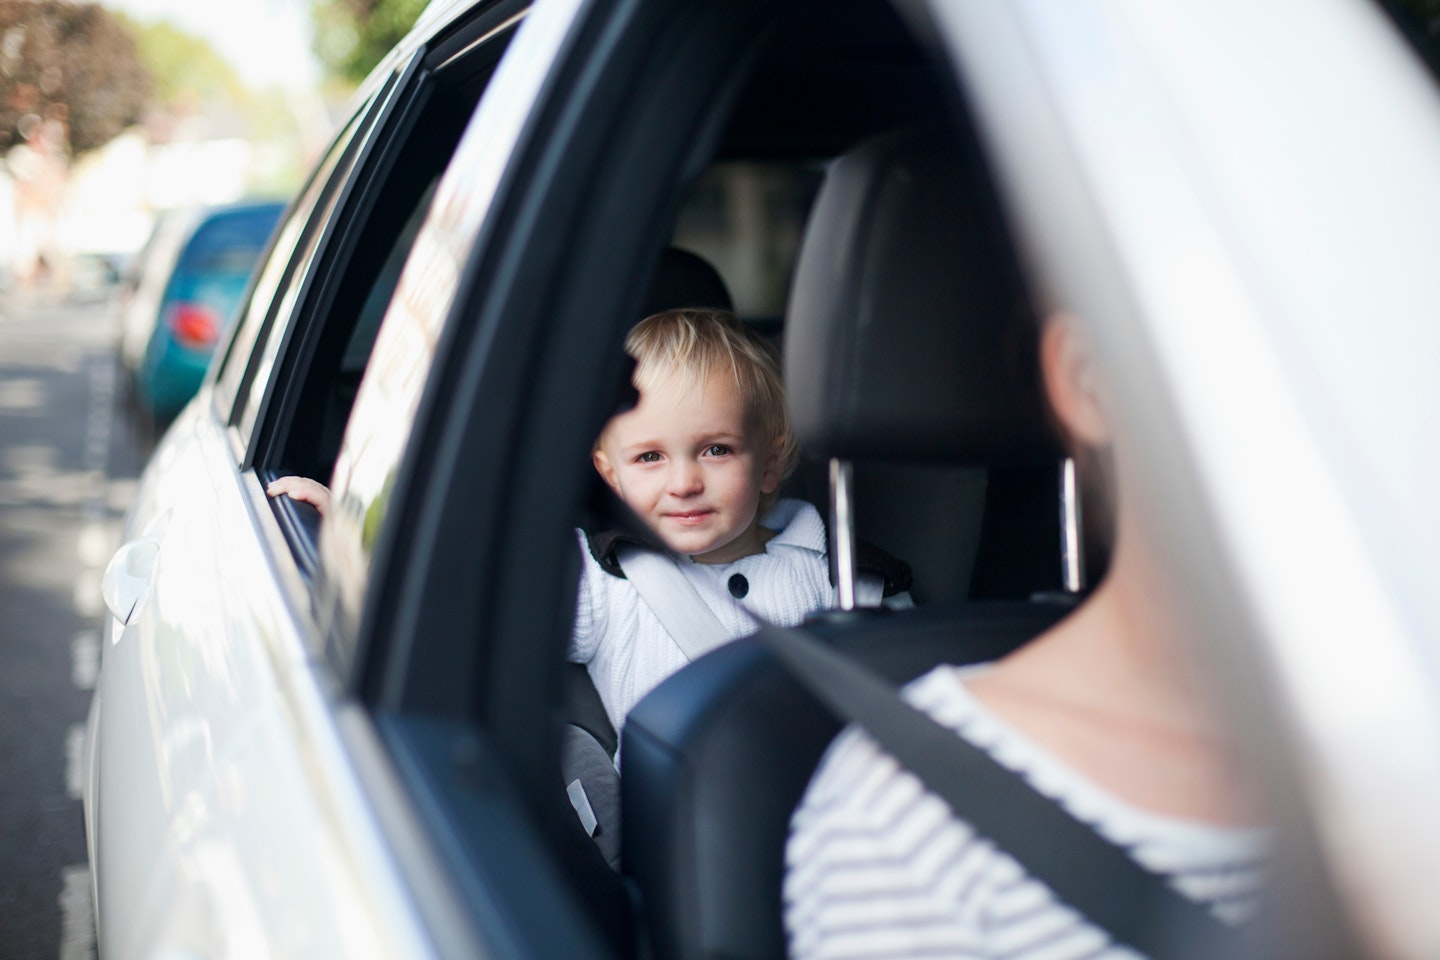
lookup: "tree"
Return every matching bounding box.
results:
[0,0,149,156]
[118,16,242,111]
[310,0,427,86]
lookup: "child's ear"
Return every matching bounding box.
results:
[759,435,785,495]
[592,445,622,493]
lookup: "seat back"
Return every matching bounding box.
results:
[621,126,1065,959]
[786,125,1063,603]
[642,246,735,318]
[624,606,1063,959]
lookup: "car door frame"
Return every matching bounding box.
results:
[305,0,810,955]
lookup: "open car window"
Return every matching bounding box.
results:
[238,10,523,583]
[213,93,384,432]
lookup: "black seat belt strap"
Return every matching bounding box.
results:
[764,627,1246,960]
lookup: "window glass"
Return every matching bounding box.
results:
[178,207,280,274]
[253,48,516,532]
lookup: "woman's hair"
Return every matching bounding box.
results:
[622,308,798,511]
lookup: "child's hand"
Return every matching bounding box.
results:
[267,476,332,517]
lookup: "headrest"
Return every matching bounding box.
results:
[641,247,733,318]
[784,126,1061,465]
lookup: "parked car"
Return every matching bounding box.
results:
[84,0,1440,957]
[116,200,285,423]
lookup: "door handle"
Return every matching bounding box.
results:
[101,537,160,626]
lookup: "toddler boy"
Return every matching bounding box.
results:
[572,308,909,735]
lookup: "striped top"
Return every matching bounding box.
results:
[785,665,1267,960]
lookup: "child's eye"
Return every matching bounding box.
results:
[636,451,662,463]
[706,444,731,457]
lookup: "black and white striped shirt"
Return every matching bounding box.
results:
[785,665,1267,960]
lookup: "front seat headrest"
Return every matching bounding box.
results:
[784,126,1061,465]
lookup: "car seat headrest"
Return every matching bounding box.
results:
[641,247,733,318]
[784,126,1061,465]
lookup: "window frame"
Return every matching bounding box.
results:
[229,53,426,463]
[213,4,527,595]
[210,85,392,442]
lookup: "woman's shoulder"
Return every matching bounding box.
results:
[799,661,1267,854]
[787,664,1267,957]
[795,665,981,811]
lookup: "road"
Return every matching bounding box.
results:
[0,293,147,959]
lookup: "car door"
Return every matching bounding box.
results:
[88,86,397,956]
[87,4,536,958]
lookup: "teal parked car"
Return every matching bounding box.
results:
[118,200,285,423]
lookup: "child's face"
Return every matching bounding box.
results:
[593,369,780,564]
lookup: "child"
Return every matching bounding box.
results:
[269,308,911,736]
[574,308,909,735]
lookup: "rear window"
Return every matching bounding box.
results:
[180,207,282,273]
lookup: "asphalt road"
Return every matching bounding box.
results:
[0,292,147,960]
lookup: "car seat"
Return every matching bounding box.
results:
[620,125,1069,960]
[555,245,737,933]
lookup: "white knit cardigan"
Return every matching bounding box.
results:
[569,498,838,733]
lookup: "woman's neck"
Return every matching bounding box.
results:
[967,524,1259,825]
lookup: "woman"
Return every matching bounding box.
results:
[784,314,1268,959]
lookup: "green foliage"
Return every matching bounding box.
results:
[310,0,428,86]
[0,0,150,155]
[118,15,242,109]
[113,15,313,196]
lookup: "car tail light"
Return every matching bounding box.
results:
[168,303,222,349]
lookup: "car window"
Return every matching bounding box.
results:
[341,179,440,374]
[239,12,524,593]
[213,95,383,427]
[177,208,280,274]
[231,68,424,451]
[315,2,551,672]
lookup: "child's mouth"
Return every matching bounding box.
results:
[666,510,714,526]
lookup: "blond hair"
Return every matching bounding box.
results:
[617,309,798,511]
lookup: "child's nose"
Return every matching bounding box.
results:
[667,460,704,495]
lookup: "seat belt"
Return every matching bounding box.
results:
[763,626,1249,960]
[614,543,732,661]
